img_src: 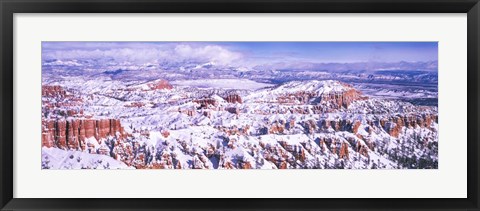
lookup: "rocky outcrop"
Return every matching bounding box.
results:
[41,118,126,150]
[315,136,353,159]
[42,85,67,98]
[194,98,217,108]
[224,94,242,104]
[339,142,349,159]
[216,125,251,136]
[147,79,173,90]
[379,113,438,137]
[42,85,85,120]
[161,130,170,138]
[356,141,370,158]
[276,86,367,111]
[308,113,438,138]
[269,123,285,134]
[203,111,211,118]
[318,119,357,132]
[41,121,55,148]
[352,121,362,133]
[66,109,83,117]
[124,102,145,108]
[178,107,196,116]
[226,107,240,115]
[319,89,366,110]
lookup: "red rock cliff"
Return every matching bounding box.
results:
[42,85,67,98]
[41,118,126,150]
[276,88,367,111]
[147,79,173,90]
[319,89,366,109]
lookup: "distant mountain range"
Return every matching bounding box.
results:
[42,59,438,85]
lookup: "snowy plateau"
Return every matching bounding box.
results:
[41,61,438,169]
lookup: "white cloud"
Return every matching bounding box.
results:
[42,43,243,66]
[174,45,242,64]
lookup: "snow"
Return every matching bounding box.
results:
[171,79,273,90]
[42,147,131,169]
[42,77,438,169]
[277,80,349,94]
[243,80,350,103]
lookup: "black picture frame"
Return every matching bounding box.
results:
[1,0,479,210]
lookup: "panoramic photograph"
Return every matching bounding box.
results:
[41,42,438,169]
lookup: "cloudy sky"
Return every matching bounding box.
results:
[42,42,438,67]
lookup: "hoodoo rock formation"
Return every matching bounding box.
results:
[379,113,438,137]
[41,118,126,150]
[311,113,438,137]
[194,98,217,108]
[318,89,367,109]
[42,85,67,98]
[42,85,84,118]
[224,94,242,104]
